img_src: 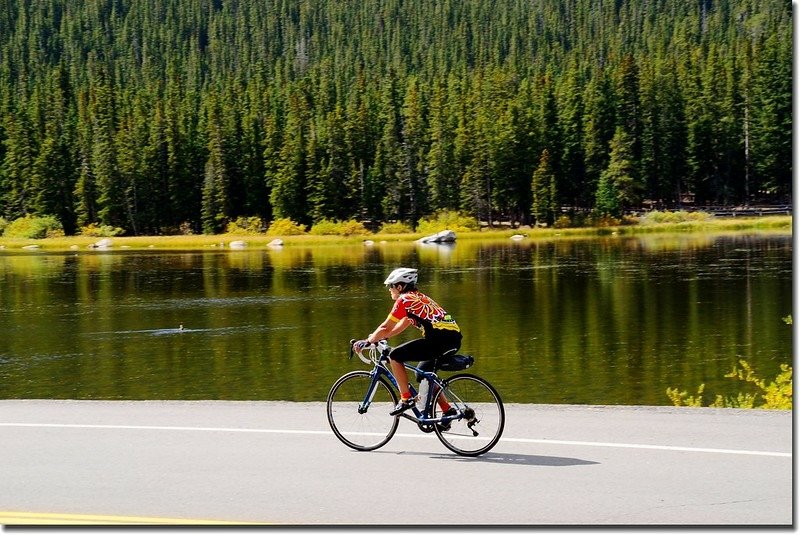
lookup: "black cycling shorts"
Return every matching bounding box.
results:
[389,332,462,375]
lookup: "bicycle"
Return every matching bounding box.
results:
[326,339,505,456]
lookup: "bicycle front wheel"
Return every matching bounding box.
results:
[327,370,399,451]
[433,374,505,456]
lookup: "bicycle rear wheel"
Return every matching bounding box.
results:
[327,370,399,451]
[433,374,504,456]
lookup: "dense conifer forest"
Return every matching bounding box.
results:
[0,0,792,235]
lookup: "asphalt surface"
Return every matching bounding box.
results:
[0,400,792,526]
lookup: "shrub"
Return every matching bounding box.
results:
[179,222,195,235]
[309,219,370,236]
[567,212,590,228]
[0,217,7,235]
[79,223,126,237]
[266,218,307,235]
[666,384,706,407]
[416,210,480,234]
[4,215,65,239]
[378,221,414,234]
[226,216,265,235]
[667,359,792,410]
[588,213,621,228]
[640,210,711,225]
[724,360,793,410]
[553,215,572,229]
[309,219,335,235]
[337,220,370,236]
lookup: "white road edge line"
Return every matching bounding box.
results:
[498,437,792,457]
[0,422,790,458]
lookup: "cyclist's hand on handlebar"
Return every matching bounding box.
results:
[352,339,370,353]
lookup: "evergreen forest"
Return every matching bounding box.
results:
[0,0,792,235]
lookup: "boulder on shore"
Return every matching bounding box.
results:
[417,229,456,244]
[89,238,113,249]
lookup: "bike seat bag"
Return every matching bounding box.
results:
[435,354,474,371]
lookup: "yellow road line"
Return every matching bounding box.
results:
[0,512,258,525]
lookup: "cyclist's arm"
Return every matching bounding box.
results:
[366,316,412,343]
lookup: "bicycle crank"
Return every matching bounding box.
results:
[417,422,435,433]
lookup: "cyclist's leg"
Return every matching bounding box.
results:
[389,338,432,398]
[430,332,463,412]
[413,359,452,412]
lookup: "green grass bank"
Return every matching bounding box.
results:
[0,215,791,252]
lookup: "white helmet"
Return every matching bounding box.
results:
[384,267,418,287]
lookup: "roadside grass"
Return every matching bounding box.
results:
[0,215,791,252]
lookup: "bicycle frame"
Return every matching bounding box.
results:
[331,339,504,456]
[354,342,462,427]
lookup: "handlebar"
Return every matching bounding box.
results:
[349,338,390,365]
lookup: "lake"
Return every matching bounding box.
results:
[0,231,792,405]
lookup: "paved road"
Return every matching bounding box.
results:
[0,400,792,526]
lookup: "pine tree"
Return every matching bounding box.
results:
[142,100,171,233]
[308,106,352,221]
[399,76,428,223]
[425,79,458,212]
[261,111,282,224]
[73,93,98,229]
[1,105,36,219]
[750,32,791,201]
[558,61,586,208]
[539,72,562,194]
[376,74,403,222]
[30,66,78,233]
[531,148,557,226]
[597,126,641,214]
[582,70,616,206]
[91,65,124,229]
[201,93,230,234]
[270,87,309,224]
[115,109,143,235]
[344,72,375,221]
[594,173,620,218]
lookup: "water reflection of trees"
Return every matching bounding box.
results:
[0,233,791,403]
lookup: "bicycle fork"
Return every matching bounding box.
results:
[358,371,388,414]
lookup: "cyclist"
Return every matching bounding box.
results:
[355,267,461,416]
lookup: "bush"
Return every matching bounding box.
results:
[416,210,480,234]
[553,215,573,229]
[667,359,792,410]
[378,221,414,234]
[266,218,307,235]
[338,220,371,236]
[79,223,126,237]
[4,215,65,239]
[565,212,591,228]
[0,217,7,235]
[179,221,195,235]
[640,210,711,225]
[588,213,621,228]
[309,219,370,236]
[226,216,265,235]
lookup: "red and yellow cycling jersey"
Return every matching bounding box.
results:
[387,290,460,336]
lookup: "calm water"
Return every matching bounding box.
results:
[0,232,792,405]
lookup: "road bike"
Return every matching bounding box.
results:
[326,339,505,456]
